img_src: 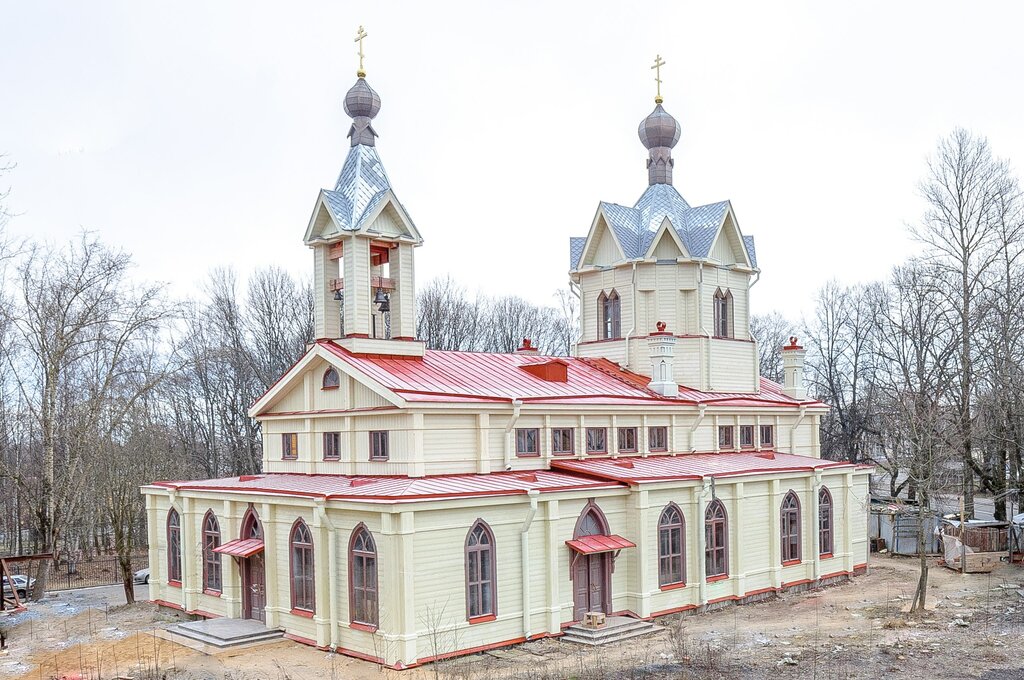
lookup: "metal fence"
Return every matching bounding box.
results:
[46,554,149,591]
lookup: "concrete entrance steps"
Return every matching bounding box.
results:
[158,618,284,654]
[561,616,662,646]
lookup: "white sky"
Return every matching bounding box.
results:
[3,1,1024,321]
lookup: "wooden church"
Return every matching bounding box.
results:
[144,44,871,669]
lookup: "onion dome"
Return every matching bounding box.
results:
[344,77,381,147]
[638,104,680,186]
[638,104,681,150]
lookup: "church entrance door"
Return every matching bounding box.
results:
[572,552,609,621]
[242,553,266,623]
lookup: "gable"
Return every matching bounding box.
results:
[582,215,626,267]
[707,211,751,268]
[365,201,410,238]
[648,218,688,260]
[304,194,339,243]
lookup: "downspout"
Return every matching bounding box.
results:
[315,501,339,651]
[697,477,711,606]
[689,403,707,453]
[520,490,539,638]
[504,399,523,469]
[622,260,639,368]
[698,261,713,390]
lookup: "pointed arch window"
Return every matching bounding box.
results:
[202,511,222,593]
[598,290,621,340]
[705,500,728,578]
[167,508,182,585]
[322,367,340,390]
[290,519,315,613]
[781,491,802,564]
[349,525,378,628]
[466,520,496,620]
[818,487,834,556]
[713,289,733,338]
[242,507,263,540]
[658,503,685,587]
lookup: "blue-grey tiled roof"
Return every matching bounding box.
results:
[323,144,406,232]
[571,183,754,270]
[569,237,586,271]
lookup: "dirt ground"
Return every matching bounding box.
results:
[4,556,1024,679]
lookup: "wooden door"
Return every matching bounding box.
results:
[242,554,267,623]
[572,554,608,621]
[588,554,606,614]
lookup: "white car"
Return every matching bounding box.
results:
[2,574,35,599]
[133,568,150,585]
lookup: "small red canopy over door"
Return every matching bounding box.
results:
[565,534,636,554]
[214,538,265,558]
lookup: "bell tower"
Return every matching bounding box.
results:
[303,37,424,356]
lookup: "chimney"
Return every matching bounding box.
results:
[515,338,540,355]
[647,322,678,397]
[782,336,807,400]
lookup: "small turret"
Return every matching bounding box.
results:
[647,322,678,398]
[781,337,807,400]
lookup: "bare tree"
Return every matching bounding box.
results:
[415,276,482,351]
[750,311,793,383]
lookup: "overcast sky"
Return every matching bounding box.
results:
[3,1,1024,322]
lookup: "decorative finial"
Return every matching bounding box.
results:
[355,25,368,77]
[651,54,666,104]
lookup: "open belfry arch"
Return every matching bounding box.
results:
[143,42,871,670]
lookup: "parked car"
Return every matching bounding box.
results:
[133,568,150,585]
[1,574,35,599]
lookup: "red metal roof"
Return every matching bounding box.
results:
[315,341,825,408]
[566,534,636,554]
[551,451,855,484]
[214,538,264,558]
[149,469,622,503]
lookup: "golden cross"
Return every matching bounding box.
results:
[355,25,368,77]
[651,54,666,104]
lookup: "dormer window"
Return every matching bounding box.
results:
[322,367,340,390]
[598,290,621,340]
[713,289,733,338]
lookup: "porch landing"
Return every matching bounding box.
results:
[561,616,662,646]
[158,618,284,654]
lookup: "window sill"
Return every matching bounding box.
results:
[467,614,496,625]
[706,574,729,583]
[349,622,378,633]
[321,385,339,391]
[515,453,541,458]
[202,588,222,597]
[649,448,668,454]
[659,581,687,592]
[281,457,298,461]
[368,457,390,462]
[552,452,575,457]
[819,552,834,559]
[586,451,609,456]
[167,580,182,588]
[322,457,340,462]
[618,449,638,455]
[782,559,802,567]
[291,608,315,619]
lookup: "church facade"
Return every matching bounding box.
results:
[143,63,870,669]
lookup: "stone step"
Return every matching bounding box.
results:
[170,626,283,648]
[561,623,661,646]
[561,618,662,646]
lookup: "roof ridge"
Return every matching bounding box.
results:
[575,357,662,397]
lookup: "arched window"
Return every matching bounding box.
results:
[705,500,728,578]
[322,367,340,390]
[202,511,222,593]
[713,289,733,338]
[598,290,621,340]
[349,525,378,627]
[290,519,315,613]
[818,487,834,556]
[576,503,609,538]
[466,520,496,620]
[242,507,263,540]
[781,491,802,564]
[167,508,182,584]
[658,504,685,587]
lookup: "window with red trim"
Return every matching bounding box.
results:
[552,428,574,456]
[369,431,389,461]
[705,500,728,578]
[290,519,315,613]
[350,526,378,627]
[323,432,341,460]
[760,424,774,447]
[515,428,539,457]
[282,433,298,460]
[648,426,668,452]
[167,508,182,583]
[658,504,685,586]
[466,520,496,620]
[818,487,834,556]
[781,491,801,563]
[322,367,340,389]
[617,427,638,453]
[739,425,754,448]
[202,510,221,593]
[585,427,607,454]
[717,426,734,450]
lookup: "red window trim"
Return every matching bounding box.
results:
[291,608,315,618]
[349,621,378,633]
[322,367,340,390]
[323,432,341,461]
[648,425,669,452]
[203,588,222,597]
[321,385,339,391]
[781,559,801,567]
[739,425,755,449]
[515,428,541,457]
[551,428,575,457]
[617,427,638,453]
[585,427,608,455]
[467,613,496,625]
[657,503,685,587]
[281,433,298,460]
[466,520,497,620]
[706,574,729,583]
[819,552,834,559]
[780,490,802,564]
[167,579,182,588]
[349,524,379,628]
[369,430,389,461]
[705,499,729,579]
[202,510,222,594]
[289,518,315,615]
[659,581,687,592]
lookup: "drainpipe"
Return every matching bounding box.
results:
[315,501,339,651]
[520,490,539,637]
[504,399,523,469]
[622,260,639,368]
[698,261,713,390]
[696,477,711,606]
[689,404,707,453]
[569,279,582,356]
